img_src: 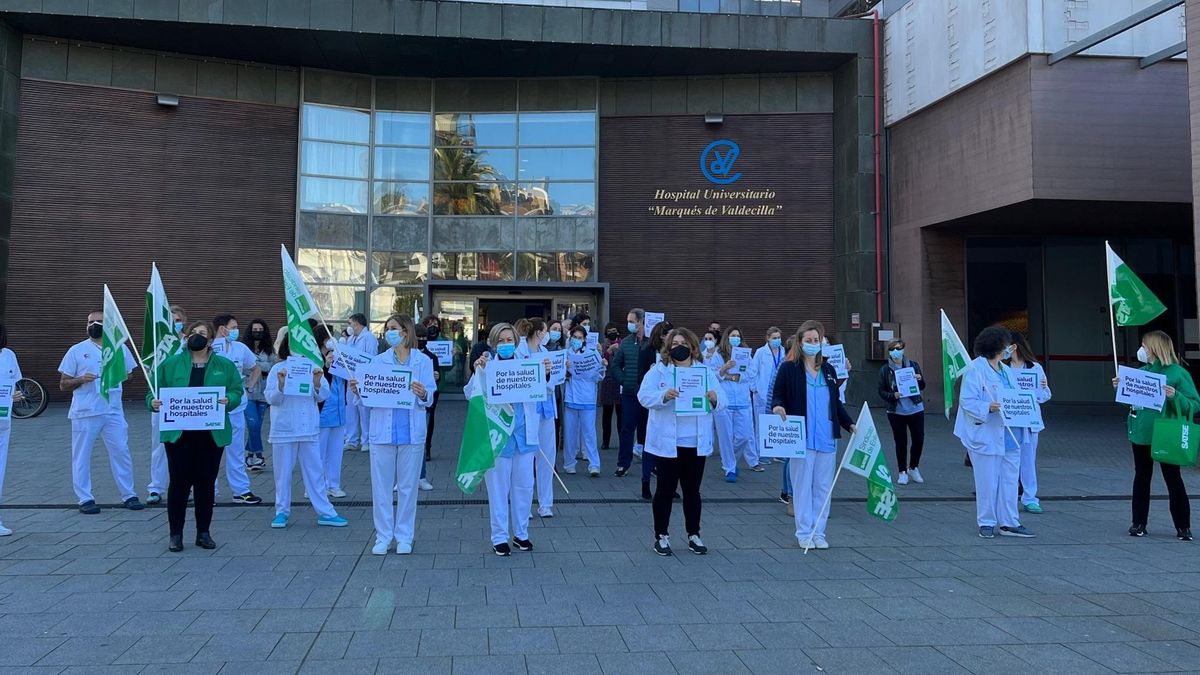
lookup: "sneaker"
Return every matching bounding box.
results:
[146,492,162,505]
[317,515,349,527]
[232,492,262,505]
[813,536,829,549]
[786,499,794,517]
[1129,524,1147,537]
[0,524,11,536]
[778,492,790,504]
[653,535,672,556]
[633,444,643,458]
[79,500,101,515]
[512,537,534,551]
[271,513,289,529]
[999,526,1035,538]
[642,482,652,500]
[897,472,909,486]
[123,497,145,511]
[576,451,586,461]
[687,534,708,555]
[798,537,815,549]
[978,526,995,539]
[909,468,924,483]
[493,542,512,556]
[749,464,765,472]
[1178,528,1194,542]
[1023,502,1043,514]
[418,479,434,491]
[538,511,554,519]
[328,488,347,498]
[360,444,370,453]
[724,471,737,483]
[371,540,390,555]
[614,467,628,477]
[589,469,601,478]
[564,467,577,475]
[343,443,360,452]
[396,542,413,555]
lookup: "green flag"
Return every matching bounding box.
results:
[1106,242,1166,327]
[941,309,970,419]
[280,244,323,367]
[840,402,898,522]
[142,263,180,394]
[455,374,516,494]
[100,285,133,401]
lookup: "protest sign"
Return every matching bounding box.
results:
[757,414,807,458]
[0,379,12,420]
[586,331,599,351]
[328,344,373,381]
[644,312,665,338]
[894,367,920,398]
[569,350,602,377]
[283,357,314,396]
[822,344,848,379]
[674,365,710,416]
[485,357,547,405]
[1014,371,1038,392]
[159,386,226,431]
[999,389,1041,428]
[548,350,567,386]
[733,346,752,375]
[1115,365,1166,411]
[427,340,454,367]
[358,362,416,409]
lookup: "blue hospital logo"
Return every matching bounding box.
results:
[700,139,742,185]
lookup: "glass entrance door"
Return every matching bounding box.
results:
[433,295,475,389]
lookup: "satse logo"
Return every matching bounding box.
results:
[700,139,742,185]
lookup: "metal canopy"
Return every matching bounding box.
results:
[1139,40,1187,69]
[1047,0,1182,65]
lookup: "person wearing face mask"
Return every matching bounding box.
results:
[749,326,785,463]
[146,305,188,505]
[640,327,724,556]
[0,323,22,536]
[241,319,278,473]
[414,324,439,492]
[210,315,262,505]
[954,326,1034,539]
[470,322,552,555]
[59,310,143,515]
[771,321,856,549]
[148,321,242,552]
[708,327,759,480]
[341,313,379,453]
[563,325,606,477]
[610,309,646,476]
[1006,331,1051,514]
[637,320,674,499]
[878,340,926,486]
[357,314,437,554]
[516,317,560,517]
[1117,331,1196,541]
[600,323,622,451]
[317,330,349,499]
[265,321,348,530]
[547,319,567,450]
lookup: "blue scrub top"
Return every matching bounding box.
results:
[389,350,413,445]
[805,371,836,453]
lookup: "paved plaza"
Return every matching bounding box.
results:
[1,403,1199,674]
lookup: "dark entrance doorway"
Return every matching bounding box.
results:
[478,298,552,328]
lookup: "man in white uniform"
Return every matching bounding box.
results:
[341,313,378,452]
[212,314,262,505]
[146,305,186,504]
[58,310,144,514]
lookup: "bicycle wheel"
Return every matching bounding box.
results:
[12,377,47,419]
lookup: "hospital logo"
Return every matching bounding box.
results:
[700,139,742,185]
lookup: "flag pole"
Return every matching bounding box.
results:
[310,305,354,378]
[538,447,570,495]
[124,326,155,394]
[1104,241,1120,377]
[804,455,846,555]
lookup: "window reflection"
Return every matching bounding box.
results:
[433,182,515,216]
[373,251,428,285]
[435,113,517,147]
[300,177,368,213]
[298,248,368,284]
[516,252,594,282]
[370,286,425,324]
[432,252,514,281]
[308,284,366,322]
[375,112,431,146]
[434,147,515,181]
[302,141,369,178]
[374,182,430,215]
[518,147,595,181]
[518,112,596,146]
[374,147,431,181]
[302,105,369,143]
[516,183,595,216]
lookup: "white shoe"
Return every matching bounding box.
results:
[589,469,601,477]
[328,488,347,498]
[343,443,360,452]
[360,444,370,453]
[575,451,585,461]
[371,540,389,556]
[0,524,11,537]
[813,536,829,549]
[909,468,924,483]
[395,542,413,555]
[418,479,434,491]
[564,467,577,475]
[633,444,643,458]
[897,472,909,486]
[798,537,815,550]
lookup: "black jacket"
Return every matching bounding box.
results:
[877,359,926,413]
[770,360,854,439]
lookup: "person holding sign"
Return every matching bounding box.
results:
[563,325,606,477]
[771,321,856,550]
[357,314,437,555]
[317,333,349,499]
[148,320,243,552]
[1006,331,1051,514]
[265,325,349,531]
[707,327,759,480]
[211,314,262,505]
[750,327,788,499]
[0,324,21,536]
[1117,331,1196,541]
[341,313,379,453]
[877,340,926,487]
[953,326,1034,539]
[516,318,560,518]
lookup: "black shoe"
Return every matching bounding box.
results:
[1129,524,1147,537]
[673,492,681,500]
[1178,528,1193,541]
[124,497,145,511]
[424,450,431,461]
[778,492,790,504]
[653,535,672,556]
[195,533,216,549]
[168,534,183,552]
[602,443,610,450]
[641,481,652,500]
[687,535,708,555]
[614,467,628,477]
[964,454,973,468]
[512,537,534,552]
[232,492,262,505]
[493,542,512,556]
[79,500,100,515]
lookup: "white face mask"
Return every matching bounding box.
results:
[1137,346,1150,364]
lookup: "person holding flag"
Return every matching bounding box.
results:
[142,263,184,505]
[516,318,559,518]
[58,300,144,514]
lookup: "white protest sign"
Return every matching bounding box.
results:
[0,379,13,420]
[674,365,710,416]
[329,344,374,381]
[358,362,416,409]
[283,357,314,396]
[586,331,599,351]
[568,350,602,377]
[822,344,848,379]
[485,357,547,405]
[1014,371,1038,392]
[548,350,567,386]
[757,414,807,458]
[1115,365,1166,411]
[159,386,226,431]
[643,312,665,338]
[999,389,1041,428]
[732,346,752,375]
[894,367,920,398]
[427,340,454,367]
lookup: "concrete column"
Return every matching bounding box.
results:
[0,21,19,321]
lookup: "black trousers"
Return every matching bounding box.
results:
[652,447,705,538]
[165,432,224,537]
[1131,443,1191,529]
[425,391,440,457]
[602,403,621,448]
[887,411,925,470]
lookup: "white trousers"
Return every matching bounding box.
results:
[562,407,599,472]
[217,408,251,496]
[485,452,534,545]
[272,440,337,518]
[969,449,1021,528]
[370,443,422,546]
[715,407,755,473]
[71,413,135,504]
[1020,433,1040,506]
[0,422,9,516]
[319,426,345,491]
[343,399,370,447]
[532,415,557,515]
[147,413,168,495]
[791,451,836,540]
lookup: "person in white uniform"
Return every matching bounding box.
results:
[58,310,143,514]
[1005,330,1051,515]
[516,318,559,517]
[342,313,379,452]
[357,314,436,555]
[211,314,262,505]
[146,304,186,504]
[562,324,605,477]
[710,326,758,476]
[0,323,22,536]
[954,326,1035,539]
[265,323,348,530]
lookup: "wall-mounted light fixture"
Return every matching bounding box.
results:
[704,112,723,125]
[156,94,179,107]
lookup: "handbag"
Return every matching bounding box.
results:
[1150,398,1200,466]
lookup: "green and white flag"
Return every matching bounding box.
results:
[141,263,180,394]
[839,402,898,523]
[455,373,516,495]
[100,284,134,401]
[1106,242,1166,327]
[280,244,323,367]
[941,309,970,419]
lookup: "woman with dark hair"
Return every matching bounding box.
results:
[637,320,673,500]
[0,323,21,536]
[954,326,1033,539]
[600,322,622,451]
[1005,331,1051,514]
[242,318,276,472]
[516,317,559,518]
[878,339,926,486]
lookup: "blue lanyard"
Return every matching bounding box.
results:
[772,348,782,369]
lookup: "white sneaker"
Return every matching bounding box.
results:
[360,444,370,453]
[813,536,829,550]
[564,466,577,475]
[418,479,434,491]
[0,524,11,537]
[371,540,389,556]
[589,469,601,477]
[328,488,347,498]
[575,451,585,461]
[343,443,360,452]
[897,472,909,486]
[395,542,413,555]
[909,468,924,483]
[633,444,644,458]
[798,537,815,550]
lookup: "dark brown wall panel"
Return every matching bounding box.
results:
[598,114,833,345]
[9,79,297,399]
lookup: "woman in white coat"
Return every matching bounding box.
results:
[953,325,1034,539]
[639,327,724,557]
[1006,330,1051,515]
[0,324,21,536]
[356,314,436,555]
[265,323,348,530]
[516,318,559,518]
[562,324,605,476]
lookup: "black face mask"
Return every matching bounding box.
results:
[250,330,265,339]
[669,345,691,362]
[606,331,619,340]
[426,327,440,340]
[87,323,103,339]
[187,334,209,352]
